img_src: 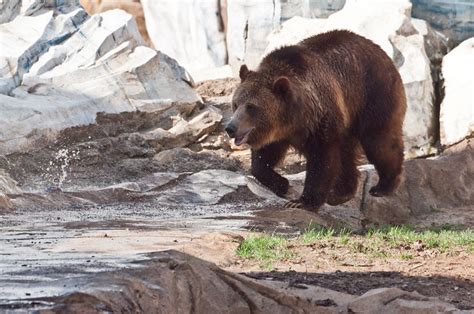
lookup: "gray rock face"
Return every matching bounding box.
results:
[412,0,474,44]
[440,38,474,147]
[156,169,247,205]
[0,1,200,155]
[345,287,460,313]
[281,0,346,20]
[153,147,240,173]
[363,140,474,225]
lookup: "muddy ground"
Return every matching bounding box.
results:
[1,78,473,311]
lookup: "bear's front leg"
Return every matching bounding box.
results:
[286,140,341,211]
[251,141,290,197]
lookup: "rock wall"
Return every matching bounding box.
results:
[0,1,199,155]
[440,38,474,146]
[1,0,472,157]
[411,0,474,45]
[141,0,228,79]
[79,0,152,46]
[138,0,346,78]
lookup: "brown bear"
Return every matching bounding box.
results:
[226,30,406,211]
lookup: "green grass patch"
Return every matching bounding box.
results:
[235,225,474,267]
[236,234,292,269]
[367,225,474,252]
[301,223,353,245]
[400,252,414,260]
[301,224,335,244]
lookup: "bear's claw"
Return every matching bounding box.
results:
[284,200,303,209]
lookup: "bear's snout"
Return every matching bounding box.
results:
[225,123,237,138]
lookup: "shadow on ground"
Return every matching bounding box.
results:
[244,270,474,310]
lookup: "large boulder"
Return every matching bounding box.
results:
[362,140,474,225]
[227,0,281,71]
[226,0,348,73]
[249,139,473,226]
[141,0,227,79]
[281,0,346,20]
[0,1,199,155]
[439,38,474,147]
[264,0,447,157]
[79,0,152,46]
[411,0,474,45]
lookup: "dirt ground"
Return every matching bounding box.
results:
[215,231,474,310]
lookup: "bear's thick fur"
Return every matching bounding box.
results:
[226,30,407,211]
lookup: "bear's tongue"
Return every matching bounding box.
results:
[234,130,251,146]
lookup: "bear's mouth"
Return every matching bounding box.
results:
[234,128,254,146]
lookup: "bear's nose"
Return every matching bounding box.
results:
[225,123,237,138]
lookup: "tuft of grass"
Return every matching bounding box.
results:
[367,225,474,252]
[236,234,292,269]
[400,253,414,260]
[301,224,336,244]
[301,223,354,245]
[235,225,474,267]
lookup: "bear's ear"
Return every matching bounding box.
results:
[272,76,291,97]
[239,64,250,81]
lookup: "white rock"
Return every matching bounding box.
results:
[264,0,412,63]
[141,0,227,79]
[391,33,434,156]
[0,3,200,155]
[0,0,20,24]
[0,3,89,94]
[264,0,443,157]
[227,0,281,71]
[0,11,53,94]
[281,0,345,20]
[440,38,474,146]
[157,169,246,204]
[227,0,348,72]
[142,108,223,150]
[192,65,234,84]
[264,16,327,54]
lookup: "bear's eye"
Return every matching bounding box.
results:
[246,103,257,114]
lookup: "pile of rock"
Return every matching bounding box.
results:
[1,0,472,159]
[0,0,199,155]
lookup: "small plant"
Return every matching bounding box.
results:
[235,225,474,268]
[366,225,474,253]
[301,224,335,244]
[236,234,292,269]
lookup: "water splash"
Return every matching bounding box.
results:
[44,148,79,191]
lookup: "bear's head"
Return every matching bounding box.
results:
[226,64,296,149]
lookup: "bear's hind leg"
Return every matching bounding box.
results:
[361,132,404,197]
[327,136,360,205]
[251,141,290,197]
